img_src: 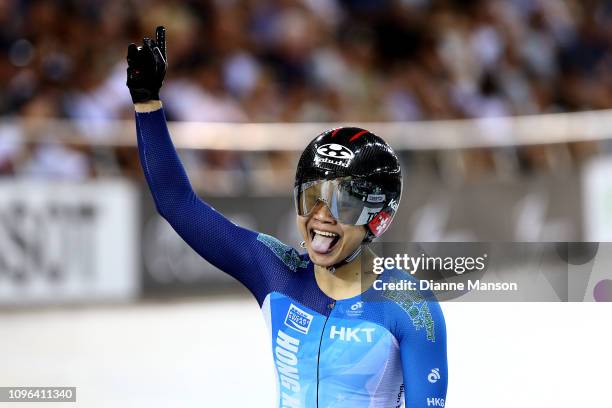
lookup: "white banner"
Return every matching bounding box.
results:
[0,180,139,305]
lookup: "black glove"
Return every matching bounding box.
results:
[126,26,167,103]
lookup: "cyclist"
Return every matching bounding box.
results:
[127,27,448,408]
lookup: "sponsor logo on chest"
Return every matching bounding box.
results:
[284,303,313,335]
[275,329,302,408]
[329,325,376,343]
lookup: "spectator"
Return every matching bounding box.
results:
[0,0,610,180]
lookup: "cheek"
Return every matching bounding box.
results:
[342,226,367,247]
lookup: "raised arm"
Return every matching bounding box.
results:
[134,103,260,272]
[127,27,272,303]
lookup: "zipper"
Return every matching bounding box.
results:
[316,301,335,408]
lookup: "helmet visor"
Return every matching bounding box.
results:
[294,178,386,225]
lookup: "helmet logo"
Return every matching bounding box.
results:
[315,144,354,168]
[368,211,391,237]
[367,194,386,203]
[316,144,354,160]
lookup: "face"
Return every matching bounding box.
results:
[297,201,367,267]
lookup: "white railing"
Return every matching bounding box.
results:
[3,108,612,151]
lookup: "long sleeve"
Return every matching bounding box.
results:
[399,298,448,407]
[135,108,272,302]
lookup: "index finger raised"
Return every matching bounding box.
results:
[155,26,166,59]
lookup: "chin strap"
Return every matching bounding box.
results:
[326,245,363,274]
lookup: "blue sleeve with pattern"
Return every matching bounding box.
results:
[396,293,448,408]
[135,107,284,304]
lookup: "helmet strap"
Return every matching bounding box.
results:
[326,245,363,274]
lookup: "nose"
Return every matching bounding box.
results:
[312,200,337,224]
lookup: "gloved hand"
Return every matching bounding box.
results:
[126,26,167,103]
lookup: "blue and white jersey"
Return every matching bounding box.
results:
[136,108,448,407]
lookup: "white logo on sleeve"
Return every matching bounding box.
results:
[284,304,313,335]
[427,368,441,383]
[427,397,445,406]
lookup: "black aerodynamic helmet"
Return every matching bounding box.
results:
[294,127,402,242]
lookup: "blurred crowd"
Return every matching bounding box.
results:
[0,0,611,182]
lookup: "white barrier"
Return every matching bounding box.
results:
[3,108,612,150]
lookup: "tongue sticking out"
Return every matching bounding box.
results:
[311,234,336,254]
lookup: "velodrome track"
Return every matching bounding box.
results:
[1,298,610,407]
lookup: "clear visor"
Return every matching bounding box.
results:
[294,178,386,225]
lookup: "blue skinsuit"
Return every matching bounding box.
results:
[135,108,448,408]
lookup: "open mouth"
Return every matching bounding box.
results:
[309,228,341,254]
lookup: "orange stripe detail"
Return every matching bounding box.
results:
[349,130,368,142]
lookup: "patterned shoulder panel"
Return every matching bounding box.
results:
[378,270,437,343]
[256,233,310,272]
